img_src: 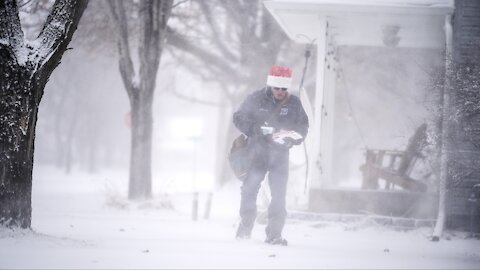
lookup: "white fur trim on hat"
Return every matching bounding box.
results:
[266,75,292,88]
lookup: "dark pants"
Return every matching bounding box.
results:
[239,145,289,239]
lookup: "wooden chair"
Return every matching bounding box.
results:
[360,123,428,192]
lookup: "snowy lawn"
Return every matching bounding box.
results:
[1,165,480,269]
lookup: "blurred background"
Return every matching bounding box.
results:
[20,0,447,213]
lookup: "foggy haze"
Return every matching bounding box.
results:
[23,0,450,220]
[2,0,480,268]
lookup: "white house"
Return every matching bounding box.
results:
[264,0,455,217]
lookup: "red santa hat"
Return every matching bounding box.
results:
[266,65,292,89]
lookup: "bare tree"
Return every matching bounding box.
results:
[18,1,104,174]
[168,0,289,102]
[0,0,88,228]
[106,0,173,200]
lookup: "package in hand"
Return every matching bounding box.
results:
[272,130,303,145]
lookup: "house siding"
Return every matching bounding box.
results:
[448,0,480,232]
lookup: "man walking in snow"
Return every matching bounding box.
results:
[232,65,309,246]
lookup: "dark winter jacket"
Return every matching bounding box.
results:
[233,87,309,147]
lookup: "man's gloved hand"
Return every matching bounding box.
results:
[291,137,303,145]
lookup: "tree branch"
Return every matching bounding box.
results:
[196,1,237,62]
[36,0,88,79]
[0,0,25,63]
[166,28,247,84]
[138,0,172,97]
[106,0,136,98]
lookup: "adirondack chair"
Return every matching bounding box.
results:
[360,123,428,192]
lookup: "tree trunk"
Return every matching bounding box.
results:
[0,64,40,228]
[129,95,153,199]
[106,0,173,200]
[0,0,88,228]
[214,105,236,186]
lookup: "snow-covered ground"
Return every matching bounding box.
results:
[1,165,480,269]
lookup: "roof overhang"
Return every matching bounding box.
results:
[264,0,455,48]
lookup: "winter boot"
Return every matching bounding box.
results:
[265,236,288,246]
[235,222,253,239]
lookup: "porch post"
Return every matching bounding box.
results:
[307,16,328,189]
[432,13,453,241]
[320,29,337,187]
